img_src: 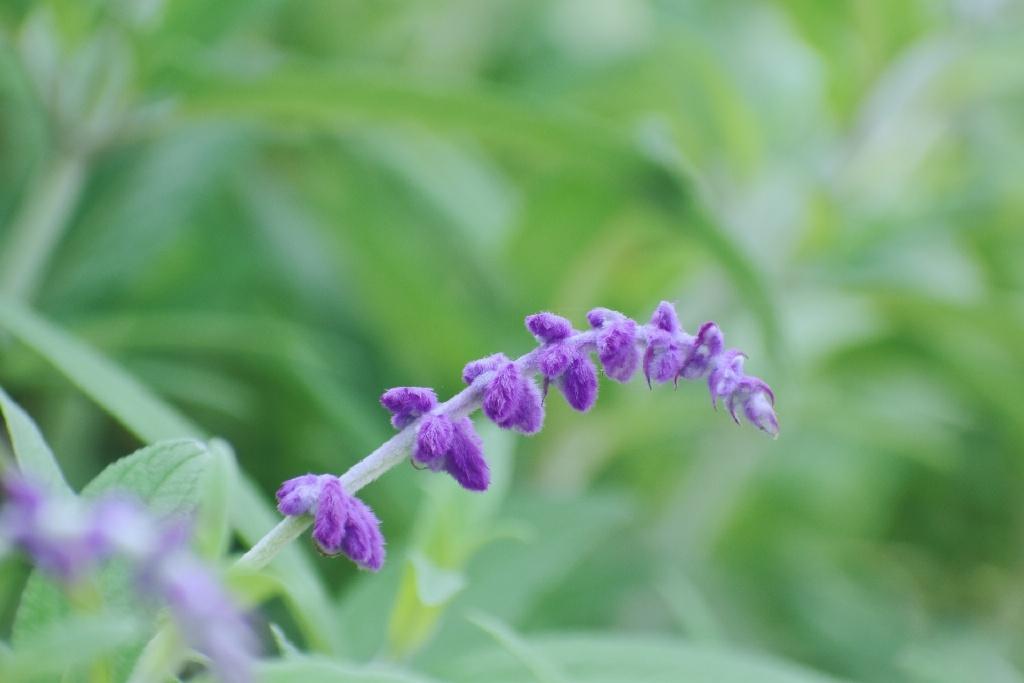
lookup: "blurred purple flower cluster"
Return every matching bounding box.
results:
[0,477,257,683]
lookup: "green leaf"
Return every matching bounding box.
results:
[192,438,237,559]
[250,657,443,683]
[0,385,71,496]
[0,298,202,442]
[12,439,219,680]
[465,612,569,683]
[442,634,849,683]
[0,613,142,681]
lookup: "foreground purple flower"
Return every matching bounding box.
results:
[275,474,385,570]
[0,476,258,683]
[276,299,777,572]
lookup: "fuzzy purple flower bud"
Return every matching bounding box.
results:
[413,415,492,490]
[588,308,639,383]
[445,417,490,491]
[727,378,779,437]
[380,387,438,429]
[525,312,573,343]
[414,414,455,467]
[483,362,544,434]
[277,474,386,570]
[679,322,723,380]
[312,476,347,554]
[643,329,686,387]
[650,301,681,333]
[558,353,599,412]
[462,353,508,385]
[537,344,574,379]
[340,495,386,571]
[275,473,322,516]
[708,349,746,409]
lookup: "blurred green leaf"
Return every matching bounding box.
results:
[240,657,443,683]
[0,612,141,681]
[0,385,70,495]
[0,298,201,442]
[192,438,238,560]
[443,634,849,683]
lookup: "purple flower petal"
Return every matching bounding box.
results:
[444,418,490,491]
[649,301,680,333]
[340,495,385,571]
[380,387,438,429]
[525,312,573,343]
[679,322,724,380]
[275,473,322,517]
[462,353,509,385]
[312,477,347,554]
[558,353,598,412]
[415,414,455,466]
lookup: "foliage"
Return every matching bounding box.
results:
[1,0,1023,681]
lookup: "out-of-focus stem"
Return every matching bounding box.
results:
[0,153,87,301]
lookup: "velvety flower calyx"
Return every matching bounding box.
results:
[526,312,598,412]
[587,307,640,382]
[380,387,438,429]
[414,414,491,491]
[275,474,386,570]
[679,322,723,380]
[482,360,544,433]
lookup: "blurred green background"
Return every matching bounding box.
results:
[2,0,1024,681]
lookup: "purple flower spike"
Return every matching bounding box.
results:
[380,387,438,429]
[526,312,573,343]
[643,330,685,387]
[588,309,639,383]
[679,322,724,380]
[445,417,490,491]
[650,301,680,333]
[415,414,455,467]
[340,495,386,571]
[276,473,322,516]
[312,477,347,554]
[462,353,509,385]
